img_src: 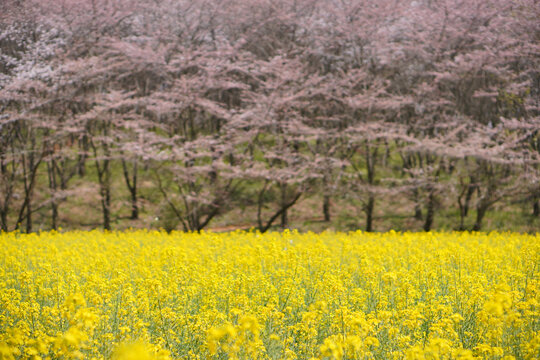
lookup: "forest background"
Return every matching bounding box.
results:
[0,0,539,234]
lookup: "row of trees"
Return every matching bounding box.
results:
[1,0,539,233]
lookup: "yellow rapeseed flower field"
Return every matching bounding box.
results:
[0,230,539,360]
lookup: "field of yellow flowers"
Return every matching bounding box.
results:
[0,230,539,360]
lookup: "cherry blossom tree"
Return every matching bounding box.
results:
[1,0,538,232]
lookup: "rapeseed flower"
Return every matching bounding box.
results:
[0,230,537,359]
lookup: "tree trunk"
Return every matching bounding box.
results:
[51,203,59,231]
[130,190,138,220]
[0,211,7,232]
[17,150,40,233]
[533,198,539,217]
[423,192,435,232]
[280,183,288,229]
[281,209,288,229]
[259,191,302,233]
[323,195,331,222]
[458,205,466,231]
[0,169,14,232]
[96,158,111,231]
[100,183,111,231]
[25,199,32,233]
[463,182,476,217]
[47,160,59,230]
[122,159,139,220]
[473,204,488,231]
[78,136,88,177]
[256,181,269,231]
[364,141,377,233]
[365,194,375,232]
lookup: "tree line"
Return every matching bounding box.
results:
[0,0,538,233]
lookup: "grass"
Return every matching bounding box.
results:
[6,158,539,233]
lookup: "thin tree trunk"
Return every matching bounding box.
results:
[130,190,138,220]
[25,197,32,233]
[458,205,466,231]
[100,181,111,231]
[51,203,59,230]
[0,173,13,231]
[96,158,111,231]
[463,182,476,217]
[90,120,112,231]
[533,197,539,217]
[323,195,331,222]
[257,187,266,231]
[364,141,377,232]
[25,149,35,233]
[423,191,435,232]
[260,192,302,233]
[122,158,139,220]
[78,136,88,177]
[365,194,375,232]
[17,149,41,233]
[0,211,7,232]
[47,160,58,230]
[280,183,288,229]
